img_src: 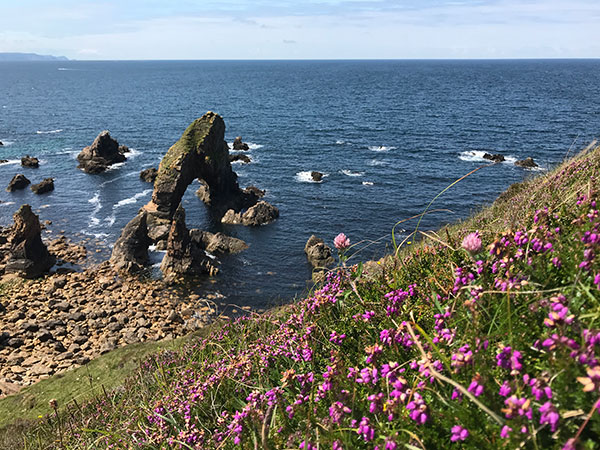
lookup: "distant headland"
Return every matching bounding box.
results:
[0,52,68,61]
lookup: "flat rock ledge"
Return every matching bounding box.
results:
[0,264,219,395]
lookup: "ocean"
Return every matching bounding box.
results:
[1,60,599,308]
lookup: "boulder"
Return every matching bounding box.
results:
[109,211,151,273]
[140,167,158,183]
[221,209,243,225]
[483,153,505,163]
[2,205,55,278]
[31,178,54,194]
[190,230,248,255]
[21,155,39,168]
[244,186,265,199]
[241,201,279,226]
[304,235,335,269]
[515,157,538,168]
[6,174,30,192]
[233,136,250,151]
[160,206,217,277]
[311,171,324,182]
[230,153,252,164]
[0,141,3,146]
[0,159,7,164]
[77,131,127,174]
[119,145,130,154]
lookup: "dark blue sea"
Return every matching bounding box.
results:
[1,60,599,308]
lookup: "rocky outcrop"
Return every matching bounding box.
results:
[311,171,324,182]
[140,167,158,183]
[160,207,217,278]
[0,159,7,164]
[31,178,54,194]
[233,136,249,151]
[230,154,252,164]
[483,153,505,163]
[1,205,55,278]
[189,230,248,255]
[0,141,3,146]
[77,131,127,174]
[222,201,280,226]
[304,235,334,269]
[515,157,538,168]
[143,112,271,241]
[6,174,30,192]
[109,212,151,273]
[21,156,39,168]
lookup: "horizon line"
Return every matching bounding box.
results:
[2,57,600,62]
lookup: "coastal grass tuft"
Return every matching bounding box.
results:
[5,142,600,449]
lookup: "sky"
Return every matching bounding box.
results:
[0,0,598,60]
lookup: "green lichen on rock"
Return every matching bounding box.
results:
[158,112,220,173]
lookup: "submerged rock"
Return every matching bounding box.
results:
[21,155,39,168]
[311,171,324,182]
[233,136,250,151]
[515,157,538,168]
[483,153,505,163]
[2,205,55,278]
[110,212,151,273]
[31,178,54,194]
[304,235,334,269]
[77,131,127,174]
[6,174,30,192]
[140,167,158,183]
[230,153,252,164]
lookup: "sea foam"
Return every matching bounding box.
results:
[341,169,364,177]
[369,145,397,152]
[295,171,327,183]
[36,129,63,134]
[458,150,518,164]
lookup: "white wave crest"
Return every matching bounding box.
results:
[88,193,102,227]
[335,140,346,145]
[295,171,327,183]
[0,159,20,166]
[125,148,142,158]
[114,189,152,208]
[36,129,63,134]
[369,160,386,166]
[0,140,14,146]
[458,150,518,164]
[362,181,374,186]
[104,215,116,226]
[369,145,397,152]
[106,162,126,171]
[248,143,263,150]
[0,201,16,207]
[341,169,364,177]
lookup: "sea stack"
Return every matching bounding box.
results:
[1,205,55,278]
[77,131,127,174]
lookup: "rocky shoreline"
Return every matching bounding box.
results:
[0,261,221,396]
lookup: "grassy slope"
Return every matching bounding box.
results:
[5,143,600,449]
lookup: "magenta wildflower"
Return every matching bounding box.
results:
[450,425,469,442]
[467,378,484,397]
[500,425,512,438]
[356,417,375,441]
[334,233,350,250]
[539,402,560,432]
[462,232,482,254]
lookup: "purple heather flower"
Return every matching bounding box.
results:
[468,379,484,397]
[356,417,375,441]
[496,346,523,373]
[462,232,482,254]
[332,441,343,450]
[500,425,512,438]
[450,425,469,442]
[539,402,560,432]
[499,381,512,397]
[334,233,350,250]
